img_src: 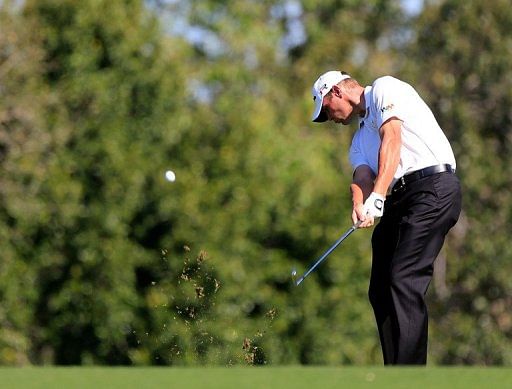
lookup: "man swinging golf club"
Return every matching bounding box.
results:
[311,71,461,365]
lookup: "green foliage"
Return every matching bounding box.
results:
[408,0,512,365]
[0,0,510,366]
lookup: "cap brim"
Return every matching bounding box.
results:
[313,110,328,122]
[311,95,328,122]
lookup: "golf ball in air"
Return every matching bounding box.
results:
[165,170,176,182]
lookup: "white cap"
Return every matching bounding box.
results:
[311,71,351,122]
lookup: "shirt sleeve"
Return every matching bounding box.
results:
[349,130,368,171]
[372,77,406,129]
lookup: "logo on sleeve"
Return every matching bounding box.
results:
[380,103,395,113]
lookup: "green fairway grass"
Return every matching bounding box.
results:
[1,366,511,389]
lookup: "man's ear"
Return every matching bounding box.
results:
[331,84,342,97]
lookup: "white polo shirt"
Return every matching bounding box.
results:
[349,76,456,181]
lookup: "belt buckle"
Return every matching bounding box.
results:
[393,176,406,193]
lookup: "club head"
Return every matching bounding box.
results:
[291,268,298,284]
[291,268,305,287]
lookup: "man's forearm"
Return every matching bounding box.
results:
[351,181,372,206]
[351,165,376,205]
[374,119,402,195]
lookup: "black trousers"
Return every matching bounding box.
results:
[369,171,462,365]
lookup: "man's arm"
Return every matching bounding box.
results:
[355,118,402,228]
[350,165,375,227]
[373,117,402,196]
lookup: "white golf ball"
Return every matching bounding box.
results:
[165,170,176,182]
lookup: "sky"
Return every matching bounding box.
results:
[401,0,424,16]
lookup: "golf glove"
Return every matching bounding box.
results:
[363,192,385,218]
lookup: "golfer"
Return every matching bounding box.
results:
[311,71,461,365]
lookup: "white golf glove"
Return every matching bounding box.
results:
[363,192,385,218]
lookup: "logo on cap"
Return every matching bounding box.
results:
[314,83,329,101]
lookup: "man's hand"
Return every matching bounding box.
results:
[351,165,376,228]
[352,202,373,228]
[363,192,385,218]
[352,192,385,228]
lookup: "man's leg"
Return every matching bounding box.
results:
[369,213,399,364]
[390,173,461,364]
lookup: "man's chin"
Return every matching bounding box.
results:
[332,116,351,125]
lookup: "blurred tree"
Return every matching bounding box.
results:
[0,1,66,365]
[9,0,509,367]
[3,0,195,364]
[143,0,408,365]
[406,0,512,365]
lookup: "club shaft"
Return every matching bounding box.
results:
[296,220,361,286]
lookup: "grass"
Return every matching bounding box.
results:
[1,366,511,389]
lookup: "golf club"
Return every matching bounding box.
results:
[292,220,362,286]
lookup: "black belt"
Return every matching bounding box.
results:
[392,164,454,193]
